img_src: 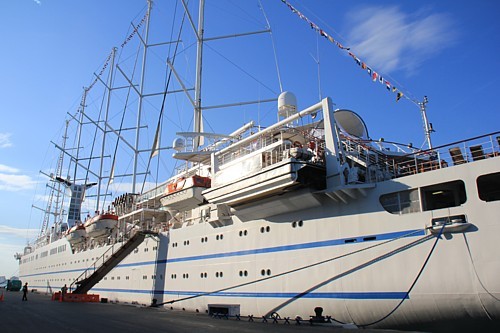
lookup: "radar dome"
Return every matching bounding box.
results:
[333,109,369,139]
[172,137,185,152]
[278,91,297,119]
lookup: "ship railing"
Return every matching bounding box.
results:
[338,131,500,182]
[70,242,116,292]
[392,131,500,178]
[340,137,400,183]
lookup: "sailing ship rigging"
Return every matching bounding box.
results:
[16,1,500,330]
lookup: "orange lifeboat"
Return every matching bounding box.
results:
[160,175,211,211]
[65,224,87,244]
[84,213,119,239]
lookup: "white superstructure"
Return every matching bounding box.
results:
[17,1,500,330]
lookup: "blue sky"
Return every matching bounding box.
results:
[0,0,499,278]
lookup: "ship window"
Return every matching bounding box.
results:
[477,172,500,202]
[380,189,420,214]
[421,180,466,211]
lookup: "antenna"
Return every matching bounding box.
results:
[259,0,283,93]
[418,96,434,150]
[310,33,322,101]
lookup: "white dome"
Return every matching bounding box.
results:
[172,137,185,152]
[278,91,297,120]
[278,91,297,112]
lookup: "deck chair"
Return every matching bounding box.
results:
[470,145,485,161]
[449,147,466,165]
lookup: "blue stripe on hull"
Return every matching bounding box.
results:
[20,228,425,278]
[89,288,409,300]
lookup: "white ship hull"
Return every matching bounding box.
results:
[17,2,500,330]
[19,157,500,328]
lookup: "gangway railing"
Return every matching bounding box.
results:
[70,230,157,294]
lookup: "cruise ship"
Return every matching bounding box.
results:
[17,1,500,330]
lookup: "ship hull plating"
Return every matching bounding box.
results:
[20,158,500,328]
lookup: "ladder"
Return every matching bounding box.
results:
[71,231,156,294]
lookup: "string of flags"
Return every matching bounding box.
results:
[87,11,150,92]
[279,0,406,102]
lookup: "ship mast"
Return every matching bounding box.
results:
[193,0,205,151]
[36,120,69,238]
[132,0,153,193]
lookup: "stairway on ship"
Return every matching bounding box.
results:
[72,230,157,294]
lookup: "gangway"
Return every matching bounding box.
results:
[71,230,157,294]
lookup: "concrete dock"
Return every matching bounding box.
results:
[0,290,406,333]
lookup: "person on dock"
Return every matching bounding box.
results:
[61,284,68,298]
[22,282,28,301]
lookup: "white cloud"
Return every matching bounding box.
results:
[0,173,36,191]
[0,133,12,148]
[0,164,19,173]
[346,6,457,75]
[33,0,42,5]
[0,225,38,239]
[0,163,37,191]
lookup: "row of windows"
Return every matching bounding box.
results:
[170,224,306,248]
[380,173,500,215]
[170,269,272,279]
[22,244,68,264]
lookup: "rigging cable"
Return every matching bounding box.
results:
[259,0,283,93]
[140,1,188,195]
[102,7,149,208]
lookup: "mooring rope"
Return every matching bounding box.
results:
[155,228,427,307]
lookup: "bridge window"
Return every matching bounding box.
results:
[477,172,500,202]
[421,180,466,211]
[380,189,420,214]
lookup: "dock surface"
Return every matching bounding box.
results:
[0,290,409,333]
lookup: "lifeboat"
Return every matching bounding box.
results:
[65,224,87,244]
[160,175,211,211]
[84,213,118,239]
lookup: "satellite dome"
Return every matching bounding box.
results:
[172,137,185,152]
[333,109,369,139]
[278,91,297,119]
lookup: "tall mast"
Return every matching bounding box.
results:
[74,88,88,182]
[38,120,69,237]
[132,0,153,193]
[97,47,117,210]
[193,0,205,150]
